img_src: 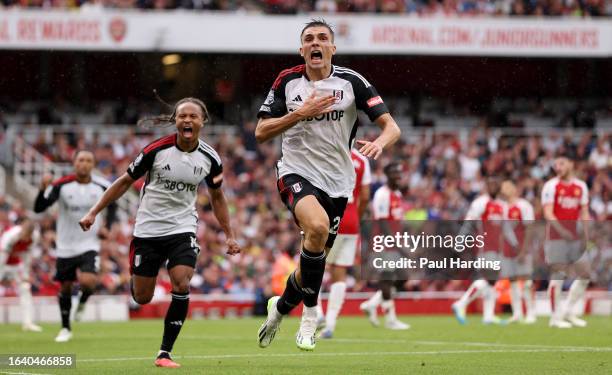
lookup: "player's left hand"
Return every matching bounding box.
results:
[226,238,241,256]
[356,140,383,160]
[79,212,96,231]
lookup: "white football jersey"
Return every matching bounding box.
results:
[34,175,110,258]
[127,134,223,238]
[258,64,389,198]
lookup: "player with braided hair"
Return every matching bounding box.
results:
[80,97,240,368]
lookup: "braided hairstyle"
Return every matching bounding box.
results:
[137,95,210,129]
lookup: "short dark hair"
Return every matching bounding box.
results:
[384,162,402,176]
[73,149,95,162]
[300,19,334,42]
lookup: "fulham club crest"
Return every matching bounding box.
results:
[291,182,303,193]
[333,90,343,103]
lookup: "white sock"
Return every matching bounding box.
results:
[19,282,34,326]
[510,281,523,320]
[523,280,535,319]
[482,284,497,321]
[566,279,588,318]
[381,299,397,322]
[365,290,383,308]
[303,305,318,316]
[548,279,563,320]
[457,279,488,307]
[316,293,324,321]
[325,281,347,332]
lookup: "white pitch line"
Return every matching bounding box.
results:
[414,341,612,352]
[35,333,606,352]
[0,371,52,375]
[78,347,612,363]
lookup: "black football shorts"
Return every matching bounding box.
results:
[277,173,348,249]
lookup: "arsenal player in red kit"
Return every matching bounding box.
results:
[541,156,590,328]
[0,217,42,332]
[359,162,409,330]
[452,178,507,325]
[316,148,372,338]
[500,180,536,324]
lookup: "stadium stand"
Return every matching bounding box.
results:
[1,0,610,17]
[1,122,609,301]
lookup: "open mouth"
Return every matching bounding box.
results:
[311,50,323,63]
[182,125,193,137]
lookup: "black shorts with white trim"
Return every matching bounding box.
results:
[55,250,99,282]
[129,233,200,277]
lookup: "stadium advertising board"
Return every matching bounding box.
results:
[0,10,610,56]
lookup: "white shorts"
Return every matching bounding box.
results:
[545,240,583,265]
[501,255,533,279]
[477,251,502,279]
[326,234,358,267]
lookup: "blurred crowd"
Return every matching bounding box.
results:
[1,122,610,301]
[1,0,609,17]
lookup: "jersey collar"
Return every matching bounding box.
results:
[174,134,200,153]
[304,65,335,81]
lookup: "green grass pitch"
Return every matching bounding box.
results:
[1,316,610,374]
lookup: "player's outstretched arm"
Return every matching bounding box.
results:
[33,174,58,213]
[208,187,241,256]
[255,91,335,143]
[356,113,401,160]
[79,173,135,231]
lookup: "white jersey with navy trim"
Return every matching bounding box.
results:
[127,134,223,238]
[258,64,389,198]
[34,174,110,258]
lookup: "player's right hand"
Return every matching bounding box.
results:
[40,174,54,190]
[79,213,96,232]
[296,91,336,119]
[225,238,241,256]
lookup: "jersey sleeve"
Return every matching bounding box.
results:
[520,201,535,221]
[465,196,486,220]
[579,181,589,206]
[541,180,556,205]
[361,157,372,186]
[0,226,20,254]
[33,184,61,213]
[372,187,390,219]
[205,157,223,189]
[350,72,389,122]
[257,71,291,119]
[127,149,156,180]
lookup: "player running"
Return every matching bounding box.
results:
[34,150,112,342]
[0,217,42,332]
[542,156,591,328]
[500,180,536,324]
[317,148,372,338]
[256,19,401,351]
[451,178,508,325]
[79,97,240,368]
[359,162,410,330]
